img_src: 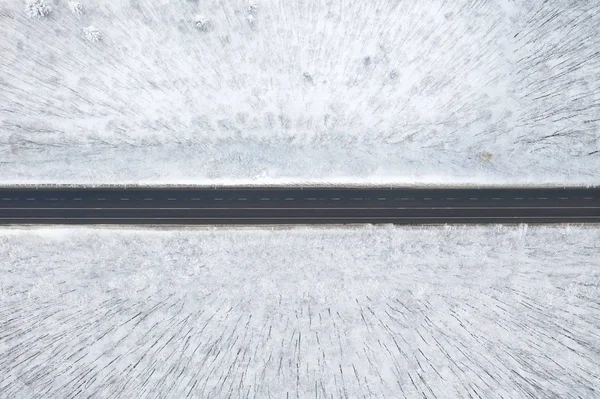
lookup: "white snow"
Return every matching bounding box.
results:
[82,25,101,42]
[68,1,83,16]
[1,0,599,185]
[23,0,50,19]
[1,225,599,397]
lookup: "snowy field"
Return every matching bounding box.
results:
[1,225,599,397]
[1,0,599,185]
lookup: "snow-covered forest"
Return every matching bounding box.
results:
[1,0,599,184]
[1,225,599,397]
[1,1,599,397]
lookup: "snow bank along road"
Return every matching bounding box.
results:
[0,187,599,224]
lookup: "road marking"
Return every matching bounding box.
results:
[144,198,153,201]
[48,198,58,201]
[307,198,316,201]
[237,198,247,201]
[377,198,386,201]
[25,198,35,201]
[7,206,600,210]
[1,198,11,201]
[514,197,523,200]
[469,198,478,200]
[74,198,82,201]
[284,198,294,201]
[492,198,503,200]
[121,198,130,201]
[446,198,456,200]
[191,198,200,201]
[97,198,106,201]
[398,198,412,201]
[167,198,176,201]
[215,198,223,201]
[537,197,548,200]
[559,197,569,200]
[584,197,593,200]
[260,198,270,201]
[424,198,432,200]
[5,216,600,220]
[331,198,340,201]
[352,198,364,201]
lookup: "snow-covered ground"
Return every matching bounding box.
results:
[2,2,599,398]
[1,0,599,185]
[1,225,599,397]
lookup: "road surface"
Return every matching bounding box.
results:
[0,187,598,224]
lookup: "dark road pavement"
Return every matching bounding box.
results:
[0,187,598,224]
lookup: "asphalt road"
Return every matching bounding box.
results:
[0,187,598,225]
